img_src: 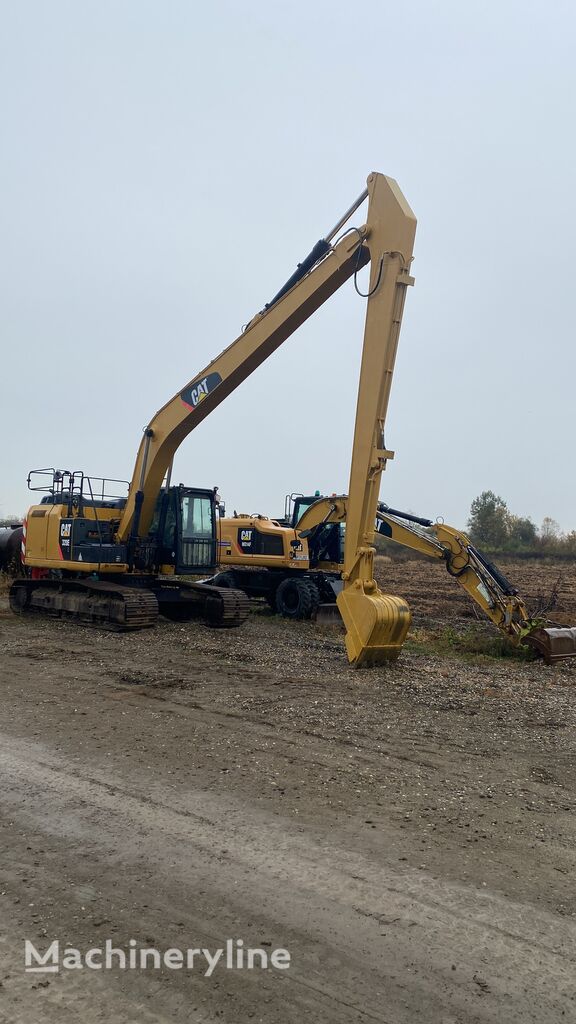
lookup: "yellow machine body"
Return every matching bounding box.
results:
[218,515,310,571]
[23,503,126,574]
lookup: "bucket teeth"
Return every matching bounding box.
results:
[337,584,411,666]
[524,626,576,664]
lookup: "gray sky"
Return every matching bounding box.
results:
[1,0,575,531]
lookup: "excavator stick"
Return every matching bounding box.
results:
[375,506,576,665]
[337,584,411,666]
[523,626,576,664]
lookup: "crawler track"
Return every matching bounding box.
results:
[207,583,251,628]
[9,578,159,631]
[155,579,251,628]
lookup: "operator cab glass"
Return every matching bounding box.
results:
[181,494,212,537]
[292,495,322,528]
[178,489,216,571]
[150,486,217,573]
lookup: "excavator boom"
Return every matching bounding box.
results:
[118,184,374,543]
[334,177,416,663]
[118,176,414,546]
[118,174,417,664]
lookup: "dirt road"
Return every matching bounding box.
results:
[1,579,575,1022]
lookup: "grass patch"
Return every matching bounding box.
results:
[406,624,535,662]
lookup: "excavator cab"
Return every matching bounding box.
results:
[289,493,345,568]
[149,486,217,574]
[286,493,324,528]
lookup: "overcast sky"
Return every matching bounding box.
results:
[1,0,575,532]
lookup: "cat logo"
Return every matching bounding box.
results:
[189,378,209,406]
[181,372,223,411]
[60,522,72,539]
[239,528,254,551]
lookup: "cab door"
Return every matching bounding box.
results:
[175,487,217,573]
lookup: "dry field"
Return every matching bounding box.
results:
[376,554,576,633]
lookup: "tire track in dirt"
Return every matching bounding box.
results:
[1,733,576,1024]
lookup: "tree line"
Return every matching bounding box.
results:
[467,491,575,558]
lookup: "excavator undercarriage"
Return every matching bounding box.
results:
[9,575,249,631]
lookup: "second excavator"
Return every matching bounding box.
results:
[211,495,576,664]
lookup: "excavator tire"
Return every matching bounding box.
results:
[275,577,318,620]
[305,579,321,617]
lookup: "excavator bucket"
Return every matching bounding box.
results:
[523,626,576,664]
[336,584,411,666]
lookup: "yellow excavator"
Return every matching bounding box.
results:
[212,496,576,664]
[11,171,418,664]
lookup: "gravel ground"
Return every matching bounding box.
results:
[0,563,575,1022]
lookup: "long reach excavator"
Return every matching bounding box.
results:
[11,172,418,665]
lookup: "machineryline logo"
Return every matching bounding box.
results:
[24,938,290,976]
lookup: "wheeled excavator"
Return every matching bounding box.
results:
[11,171,418,665]
[211,496,576,663]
